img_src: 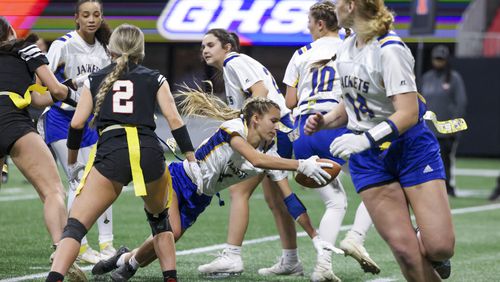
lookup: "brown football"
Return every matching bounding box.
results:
[294,158,342,188]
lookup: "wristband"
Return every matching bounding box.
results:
[171,125,194,153]
[365,119,399,147]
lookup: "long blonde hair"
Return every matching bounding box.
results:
[351,0,394,41]
[177,85,280,125]
[90,24,145,127]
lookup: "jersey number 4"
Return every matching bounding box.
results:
[113,80,134,114]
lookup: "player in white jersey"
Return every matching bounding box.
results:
[39,0,115,264]
[198,28,303,276]
[283,2,379,280]
[90,97,336,281]
[305,0,455,280]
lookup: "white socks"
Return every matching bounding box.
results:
[282,249,299,264]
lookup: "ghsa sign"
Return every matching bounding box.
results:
[157,0,317,46]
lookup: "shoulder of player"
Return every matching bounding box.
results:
[223,52,243,68]
[220,118,245,138]
[376,31,406,50]
[295,43,313,56]
[52,31,78,47]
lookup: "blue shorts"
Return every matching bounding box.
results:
[276,113,294,158]
[293,114,349,166]
[169,162,212,231]
[45,106,97,147]
[349,121,446,193]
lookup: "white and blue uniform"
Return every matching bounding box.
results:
[40,31,110,148]
[336,31,445,192]
[169,118,288,230]
[223,52,293,158]
[283,36,350,165]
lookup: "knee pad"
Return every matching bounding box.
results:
[145,208,172,236]
[61,218,88,243]
[284,193,306,220]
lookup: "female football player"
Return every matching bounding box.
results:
[283,1,379,280]
[39,0,115,263]
[91,96,335,281]
[46,24,203,282]
[197,28,303,277]
[305,0,455,280]
[0,16,74,249]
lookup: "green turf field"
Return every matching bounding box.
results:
[0,158,499,281]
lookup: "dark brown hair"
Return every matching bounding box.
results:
[0,16,39,52]
[310,1,339,32]
[205,28,240,53]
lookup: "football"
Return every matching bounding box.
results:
[294,158,342,188]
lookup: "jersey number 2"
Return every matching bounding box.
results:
[113,80,134,114]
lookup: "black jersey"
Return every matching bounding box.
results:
[88,63,166,131]
[0,43,48,95]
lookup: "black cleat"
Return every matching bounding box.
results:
[432,259,451,279]
[488,181,500,201]
[92,246,130,275]
[111,262,137,282]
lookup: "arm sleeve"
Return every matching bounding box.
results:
[17,44,49,72]
[452,71,467,118]
[380,46,418,97]
[226,58,263,91]
[45,40,65,72]
[283,51,300,87]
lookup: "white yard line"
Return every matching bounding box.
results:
[2,203,499,282]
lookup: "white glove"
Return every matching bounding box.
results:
[297,156,333,185]
[329,133,371,160]
[67,162,85,183]
[312,236,344,255]
[188,161,204,195]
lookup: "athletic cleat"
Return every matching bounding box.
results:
[111,262,137,282]
[99,243,117,260]
[432,259,451,279]
[339,237,380,274]
[77,245,102,265]
[198,250,244,275]
[92,246,130,275]
[311,248,340,282]
[67,262,88,282]
[257,256,304,276]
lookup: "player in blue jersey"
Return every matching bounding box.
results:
[197,29,303,276]
[305,0,455,280]
[283,2,379,280]
[38,0,116,263]
[90,96,336,281]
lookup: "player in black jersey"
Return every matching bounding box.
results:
[0,17,77,248]
[47,24,202,282]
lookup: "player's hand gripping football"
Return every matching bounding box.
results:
[304,113,325,135]
[329,133,370,160]
[297,156,333,185]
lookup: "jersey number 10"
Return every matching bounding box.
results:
[112,80,134,114]
[310,66,335,96]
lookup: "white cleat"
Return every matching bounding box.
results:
[339,237,380,274]
[258,256,304,276]
[99,243,117,260]
[67,262,88,282]
[77,245,102,265]
[311,249,341,282]
[198,250,244,276]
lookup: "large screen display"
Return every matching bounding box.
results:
[4,0,470,44]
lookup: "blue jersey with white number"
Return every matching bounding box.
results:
[222,52,289,117]
[283,36,343,119]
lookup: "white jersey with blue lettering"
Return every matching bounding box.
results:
[223,52,290,117]
[46,30,111,109]
[185,118,287,196]
[336,31,417,132]
[283,36,343,118]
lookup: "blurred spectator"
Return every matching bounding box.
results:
[420,45,467,197]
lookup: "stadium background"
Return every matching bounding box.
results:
[4,0,499,157]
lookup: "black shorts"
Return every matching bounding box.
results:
[0,109,36,158]
[93,132,166,185]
